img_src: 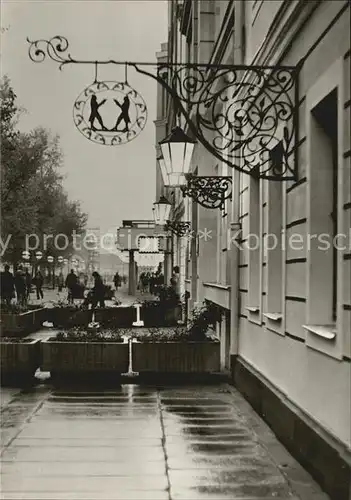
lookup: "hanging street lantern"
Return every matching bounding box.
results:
[159,126,196,187]
[57,256,64,264]
[153,196,172,226]
[35,251,43,261]
[22,250,30,260]
[47,255,54,264]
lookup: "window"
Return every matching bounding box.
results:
[308,89,338,325]
[312,91,338,321]
[305,57,345,359]
[264,142,284,325]
[247,174,262,321]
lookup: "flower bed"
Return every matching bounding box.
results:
[0,305,47,337]
[46,305,92,328]
[131,326,220,374]
[0,338,41,385]
[94,306,136,328]
[41,328,129,381]
[140,301,182,327]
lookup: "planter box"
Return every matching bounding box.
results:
[1,339,41,384]
[41,339,129,377]
[94,307,136,327]
[0,308,47,337]
[132,338,220,374]
[141,305,182,327]
[47,307,92,328]
[94,305,181,328]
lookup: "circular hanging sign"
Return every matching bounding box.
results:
[73,81,147,146]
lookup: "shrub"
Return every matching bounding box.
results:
[187,301,221,339]
[154,285,180,307]
[52,327,124,343]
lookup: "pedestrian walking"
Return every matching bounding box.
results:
[24,269,32,299]
[91,271,105,308]
[57,271,64,292]
[65,269,78,304]
[113,271,121,291]
[170,266,180,299]
[14,266,27,306]
[32,271,44,300]
[0,264,15,306]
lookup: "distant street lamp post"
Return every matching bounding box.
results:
[47,255,54,289]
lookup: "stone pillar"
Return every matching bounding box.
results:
[128,250,136,296]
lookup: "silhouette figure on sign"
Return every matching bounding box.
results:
[89,95,107,131]
[113,96,131,132]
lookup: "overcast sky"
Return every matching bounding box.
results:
[1,0,168,237]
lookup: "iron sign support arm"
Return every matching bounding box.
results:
[27,36,299,182]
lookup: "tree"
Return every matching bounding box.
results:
[1,77,87,267]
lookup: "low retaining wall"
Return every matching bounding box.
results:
[0,308,47,337]
[133,340,220,374]
[1,339,41,383]
[41,339,129,375]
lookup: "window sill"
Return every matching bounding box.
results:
[263,313,282,322]
[246,306,259,313]
[303,324,336,340]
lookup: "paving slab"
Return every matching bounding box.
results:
[1,461,166,476]
[1,492,169,500]
[1,475,168,492]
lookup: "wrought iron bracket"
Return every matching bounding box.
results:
[27,36,300,181]
[181,173,232,210]
[165,220,191,237]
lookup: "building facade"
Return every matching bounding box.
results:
[156,1,351,498]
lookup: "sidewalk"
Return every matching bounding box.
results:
[1,289,331,499]
[0,384,329,500]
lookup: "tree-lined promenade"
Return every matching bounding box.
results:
[0,76,87,268]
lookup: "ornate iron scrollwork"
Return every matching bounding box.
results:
[134,63,299,181]
[165,221,191,237]
[181,174,232,210]
[27,36,299,181]
[73,81,147,146]
[27,36,75,69]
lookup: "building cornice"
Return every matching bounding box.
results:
[208,0,234,66]
[249,0,321,67]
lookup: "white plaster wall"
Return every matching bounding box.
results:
[237,1,351,447]
[240,320,351,446]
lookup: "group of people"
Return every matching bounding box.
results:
[0,265,44,306]
[0,265,109,308]
[137,266,180,298]
[138,270,164,295]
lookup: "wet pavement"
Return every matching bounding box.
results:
[0,384,329,500]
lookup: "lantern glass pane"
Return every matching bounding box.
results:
[158,157,170,186]
[170,142,185,175]
[160,202,171,224]
[183,142,195,175]
[160,143,172,176]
